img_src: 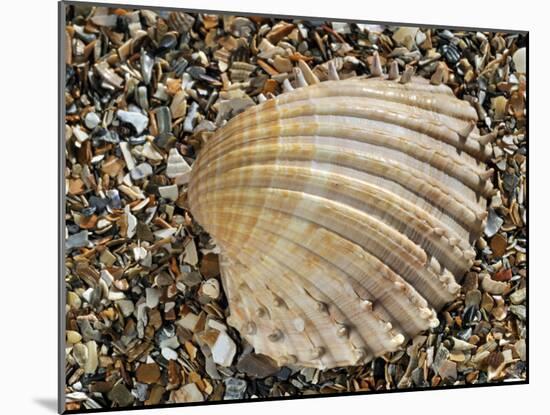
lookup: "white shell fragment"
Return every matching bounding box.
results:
[188,76,494,369]
[117,110,149,135]
[158,184,179,201]
[200,278,221,300]
[122,205,137,238]
[146,287,160,308]
[116,300,135,317]
[84,341,98,374]
[161,347,179,360]
[210,330,237,367]
[171,383,204,403]
[166,148,191,179]
[512,47,526,74]
[120,142,136,171]
[142,141,163,161]
[72,126,89,143]
[184,239,199,265]
[130,162,153,181]
[170,90,188,119]
[84,112,101,129]
[392,26,419,46]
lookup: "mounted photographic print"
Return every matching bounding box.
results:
[60,1,528,413]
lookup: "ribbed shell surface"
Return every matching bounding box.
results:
[188,76,492,369]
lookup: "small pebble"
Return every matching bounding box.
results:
[481,274,508,294]
[67,291,82,309]
[515,339,526,361]
[158,33,178,53]
[465,290,482,308]
[485,209,504,237]
[116,300,134,317]
[84,112,101,129]
[66,230,89,250]
[432,345,450,374]
[146,287,160,308]
[136,363,161,384]
[108,384,134,407]
[67,330,82,344]
[392,26,419,46]
[166,148,191,179]
[117,110,149,135]
[160,336,180,349]
[490,234,507,257]
[72,126,89,142]
[200,278,220,300]
[134,383,149,402]
[224,377,247,400]
[73,343,88,367]
[481,292,494,312]
[438,360,458,380]
[171,383,204,403]
[158,184,178,201]
[161,347,179,361]
[211,330,237,367]
[170,91,187,119]
[237,353,280,378]
[84,341,98,374]
[513,47,526,73]
[130,163,153,181]
[510,288,526,304]
[493,268,512,282]
[510,304,526,320]
[181,270,202,287]
[140,51,154,85]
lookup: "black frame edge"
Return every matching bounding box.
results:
[59,1,67,413]
[63,380,528,414]
[64,0,528,35]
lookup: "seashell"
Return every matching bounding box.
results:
[187,71,495,369]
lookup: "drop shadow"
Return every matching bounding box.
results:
[34,398,58,413]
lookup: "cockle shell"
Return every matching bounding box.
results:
[188,72,495,369]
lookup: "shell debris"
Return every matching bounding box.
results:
[63,4,526,410]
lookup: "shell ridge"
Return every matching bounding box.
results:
[192,141,484,230]
[219,195,460,306]
[209,101,489,161]
[209,206,438,337]
[193,165,472,275]
[225,258,319,366]
[222,237,377,366]
[274,94,478,134]
[217,221,403,357]
[193,120,491,196]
